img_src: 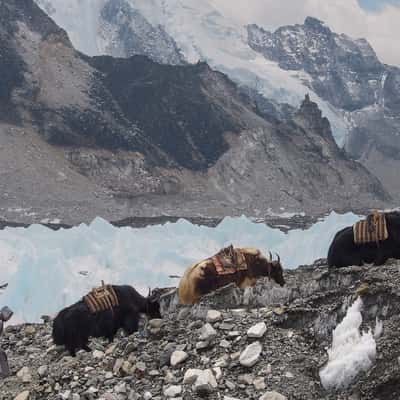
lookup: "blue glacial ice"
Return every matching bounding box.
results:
[0,212,360,323]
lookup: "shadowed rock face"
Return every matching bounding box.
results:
[1,0,255,170]
[247,18,400,199]
[89,56,248,170]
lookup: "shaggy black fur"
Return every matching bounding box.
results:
[52,285,161,356]
[328,212,400,268]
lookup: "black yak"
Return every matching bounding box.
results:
[178,245,285,304]
[328,211,400,268]
[52,284,161,356]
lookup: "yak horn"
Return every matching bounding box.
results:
[275,253,280,263]
[268,251,273,262]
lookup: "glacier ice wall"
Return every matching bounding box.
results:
[0,212,359,323]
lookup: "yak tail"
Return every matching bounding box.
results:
[52,312,65,345]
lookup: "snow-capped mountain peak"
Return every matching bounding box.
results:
[31,1,400,199]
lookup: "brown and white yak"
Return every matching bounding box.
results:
[178,245,285,304]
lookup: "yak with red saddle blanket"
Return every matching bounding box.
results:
[328,211,400,268]
[178,245,285,304]
[52,283,161,356]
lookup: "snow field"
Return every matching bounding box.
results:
[319,298,378,390]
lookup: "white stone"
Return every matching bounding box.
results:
[149,319,163,329]
[165,370,176,383]
[253,377,266,390]
[105,371,113,379]
[238,374,254,385]
[203,369,218,388]
[183,369,203,384]
[284,371,294,379]
[214,355,229,367]
[259,391,288,400]
[220,339,231,348]
[206,310,222,323]
[14,391,30,400]
[163,385,182,397]
[170,350,188,366]
[17,367,32,383]
[60,391,71,400]
[212,367,222,380]
[199,323,217,341]
[247,322,267,338]
[115,383,127,394]
[37,365,48,377]
[193,369,217,395]
[239,342,262,367]
[143,392,152,400]
[93,350,105,359]
[224,397,240,400]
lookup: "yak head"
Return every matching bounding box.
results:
[262,252,285,287]
[145,289,162,319]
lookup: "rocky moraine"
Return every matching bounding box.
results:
[1,260,400,400]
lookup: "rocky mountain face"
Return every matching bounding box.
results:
[98,0,184,65]
[2,261,400,399]
[35,0,184,65]
[0,0,392,224]
[247,17,400,198]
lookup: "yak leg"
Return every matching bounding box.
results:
[82,344,91,352]
[374,248,388,266]
[66,345,77,357]
[0,350,10,378]
[238,276,257,289]
[123,309,140,335]
[107,334,115,343]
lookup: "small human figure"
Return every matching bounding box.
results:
[0,306,13,378]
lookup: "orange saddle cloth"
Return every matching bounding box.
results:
[353,212,389,245]
[83,282,119,313]
[211,245,249,276]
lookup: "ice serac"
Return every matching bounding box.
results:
[247,18,400,199]
[0,212,360,323]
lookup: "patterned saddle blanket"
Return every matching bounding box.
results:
[353,211,389,245]
[211,245,260,276]
[83,282,119,313]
